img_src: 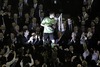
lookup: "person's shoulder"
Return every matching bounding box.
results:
[44,17,50,19]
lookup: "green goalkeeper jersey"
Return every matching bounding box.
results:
[41,17,56,33]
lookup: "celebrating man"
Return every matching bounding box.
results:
[41,12,56,47]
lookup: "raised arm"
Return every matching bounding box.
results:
[20,60,23,67]
[3,46,11,57]
[28,54,34,66]
[6,51,17,66]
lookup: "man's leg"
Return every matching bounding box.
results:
[49,33,55,47]
[43,33,49,45]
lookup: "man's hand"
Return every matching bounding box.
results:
[98,41,100,45]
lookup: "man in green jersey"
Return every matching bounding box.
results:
[41,12,56,47]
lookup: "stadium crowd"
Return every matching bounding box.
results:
[0,0,100,67]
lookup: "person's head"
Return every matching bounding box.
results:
[81,26,85,32]
[39,4,43,10]
[7,5,11,11]
[69,45,74,51]
[87,27,92,32]
[91,21,95,27]
[25,13,29,19]
[32,17,37,23]
[74,26,78,32]
[59,46,63,50]
[31,32,36,37]
[2,64,6,67]
[67,18,72,25]
[0,10,4,15]
[18,7,23,12]
[33,0,38,4]
[23,25,28,31]
[35,59,40,65]
[24,63,30,67]
[14,13,18,19]
[12,22,17,27]
[14,25,19,31]
[30,8,34,14]
[82,7,86,12]
[4,0,8,6]
[24,30,29,36]
[77,64,82,67]
[49,12,55,19]
[40,11,44,17]
[81,20,85,26]
[19,0,23,3]
[42,63,47,67]
[36,27,40,33]
[82,60,88,67]
[0,33,4,40]
[95,17,99,24]
[91,26,95,33]
[10,33,15,39]
[0,25,6,30]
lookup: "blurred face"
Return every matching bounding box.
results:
[33,0,38,4]
[49,13,55,18]
[26,49,29,53]
[19,0,23,3]
[10,33,15,39]
[15,25,19,31]
[25,13,29,18]
[18,7,23,12]
[74,26,78,32]
[77,64,82,67]
[30,8,34,14]
[69,46,74,51]
[14,14,18,19]
[81,26,85,32]
[35,60,40,65]
[39,4,43,10]
[81,21,85,25]
[0,10,4,15]
[7,5,11,11]
[82,7,86,12]
[36,27,40,32]
[24,30,29,36]
[12,23,17,27]
[87,28,92,32]
[0,33,4,40]
[91,21,95,26]
[95,17,99,23]
[82,60,87,67]
[40,12,44,17]
[32,18,36,23]
[1,25,6,30]
[68,18,72,25]
[23,25,28,30]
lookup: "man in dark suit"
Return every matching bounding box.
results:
[0,11,4,26]
[92,17,100,50]
[58,17,74,47]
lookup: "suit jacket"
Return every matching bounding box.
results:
[0,15,3,26]
[22,35,29,45]
[66,21,74,33]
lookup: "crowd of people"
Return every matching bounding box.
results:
[0,0,100,67]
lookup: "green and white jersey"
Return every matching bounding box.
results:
[41,17,56,33]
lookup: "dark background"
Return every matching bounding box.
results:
[40,0,100,18]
